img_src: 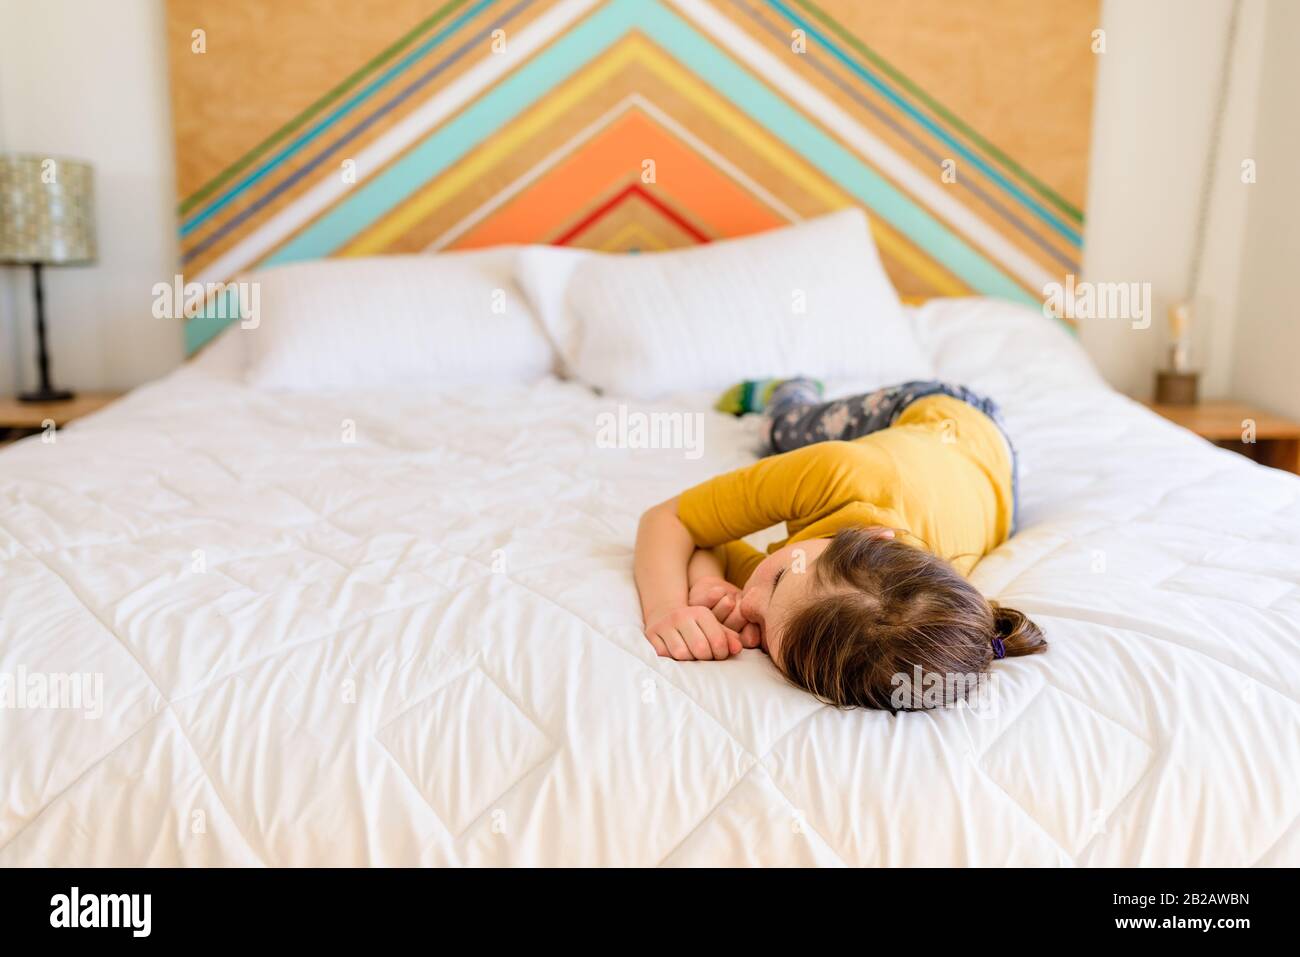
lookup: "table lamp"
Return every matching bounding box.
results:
[0,154,97,402]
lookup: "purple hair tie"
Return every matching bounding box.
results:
[991,637,1007,660]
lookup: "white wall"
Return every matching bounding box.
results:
[0,0,180,396]
[1229,0,1300,419]
[1081,0,1268,401]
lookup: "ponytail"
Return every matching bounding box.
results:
[991,603,1048,657]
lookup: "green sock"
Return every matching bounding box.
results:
[715,378,788,415]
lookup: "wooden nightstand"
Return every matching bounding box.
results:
[1144,400,1300,475]
[0,392,121,446]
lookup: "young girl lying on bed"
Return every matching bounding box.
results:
[633,378,1046,710]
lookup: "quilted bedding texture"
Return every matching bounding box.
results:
[1,301,1298,866]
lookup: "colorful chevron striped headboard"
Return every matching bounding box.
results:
[166,0,1098,353]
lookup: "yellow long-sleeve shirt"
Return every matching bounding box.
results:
[677,394,1014,586]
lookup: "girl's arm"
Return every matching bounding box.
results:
[687,545,727,588]
[633,497,695,623]
[634,498,742,660]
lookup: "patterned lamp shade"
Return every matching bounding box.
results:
[0,154,97,265]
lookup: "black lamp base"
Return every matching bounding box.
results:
[19,262,75,406]
[19,387,74,404]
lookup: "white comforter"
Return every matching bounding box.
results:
[2,300,1298,866]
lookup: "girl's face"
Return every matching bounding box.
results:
[739,538,833,666]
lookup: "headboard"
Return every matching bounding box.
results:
[166,0,1098,353]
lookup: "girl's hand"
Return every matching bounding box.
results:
[644,605,744,661]
[688,577,761,648]
[688,576,742,621]
[737,621,762,650]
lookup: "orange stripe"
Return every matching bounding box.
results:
[452,108,785,248]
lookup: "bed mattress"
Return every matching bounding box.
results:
[2,301,1298,866]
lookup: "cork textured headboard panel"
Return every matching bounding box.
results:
[166,0,1098,352]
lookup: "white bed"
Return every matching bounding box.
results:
[2,296,1298,867]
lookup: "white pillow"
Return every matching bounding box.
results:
[242,249,554,390]
[908,297,1105,396]
[515,209,932,399]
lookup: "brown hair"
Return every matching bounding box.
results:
[778,528,1046,710]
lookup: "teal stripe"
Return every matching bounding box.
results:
[638,1,1032,303]
[186,0,1034,352]
[263,8,625,264]
[766,0,1082,246]
[186,287,242,354]
[180,0,496,237]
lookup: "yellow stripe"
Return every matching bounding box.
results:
[342,41,643,255]
[600,221,670,251]
[638,40,966,294]
[344,35,968,295]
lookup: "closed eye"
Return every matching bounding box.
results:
[773,567,786,594]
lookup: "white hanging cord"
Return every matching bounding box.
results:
[1186,0,1243,300]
